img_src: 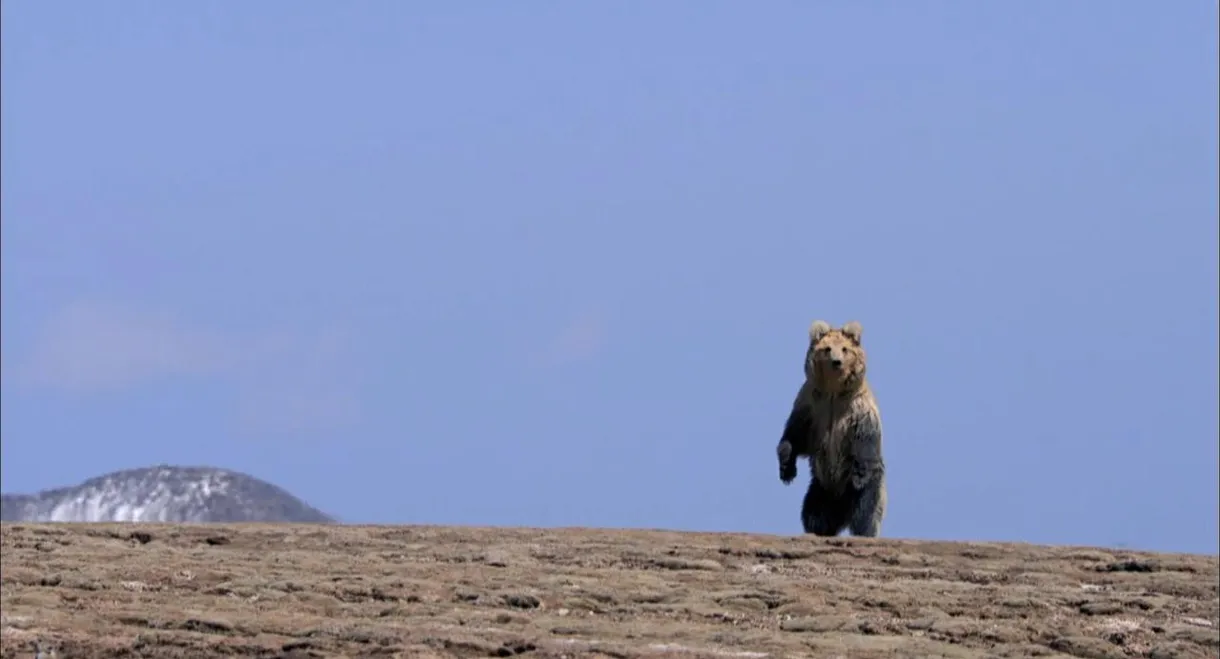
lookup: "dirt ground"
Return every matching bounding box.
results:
[0,524,1216,659]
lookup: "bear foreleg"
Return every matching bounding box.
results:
[777,440,797,484]
[777,380,813,485]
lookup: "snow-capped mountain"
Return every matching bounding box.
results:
[0,465,335,523]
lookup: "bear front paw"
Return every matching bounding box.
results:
[777,441,796,484]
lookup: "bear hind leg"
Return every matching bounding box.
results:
[801,480,849,537]
[848,478,887,538]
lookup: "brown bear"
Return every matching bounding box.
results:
[776,320,887,537]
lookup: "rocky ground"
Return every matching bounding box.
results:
[0,523,1216,658]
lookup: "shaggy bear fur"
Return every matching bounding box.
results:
[776,320,886,537]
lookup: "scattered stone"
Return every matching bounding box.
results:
[1079,601,1124,615]
[484,551,511,567]
[780,615,857,633]
[503,594,541,609]
[181,618,234,634]
[1100,559,1159,573]
[1049,635,1128,659]
[495,640,537,656]
[651,557,723,571]
[128,531,153,545]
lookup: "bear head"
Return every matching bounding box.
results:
[805,320,866,394]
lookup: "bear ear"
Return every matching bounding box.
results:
[841,321,863,343]
[809,320,831,343]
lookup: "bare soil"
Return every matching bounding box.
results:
[1,523,1216,658]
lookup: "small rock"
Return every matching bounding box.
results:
[1100,559,1159,573]
[780,616,857,633]
[1168,625,1220,645]
[1149,641,1210,659]
[1079,601,1124,615]
[495,640,537,656]
[930,618,980,637]
[128,531,153,545]
[503,594,540,609]
[651,557,723,571]
[182,618,234,634]
[484,551,510,568]
[1049,635,1127,659]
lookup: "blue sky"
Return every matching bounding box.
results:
[2,3,1217,555]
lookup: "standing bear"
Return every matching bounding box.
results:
[776,320,887,537]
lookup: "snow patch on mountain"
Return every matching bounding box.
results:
[0,465,335,523]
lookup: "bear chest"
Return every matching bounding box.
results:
[812,409,853,489]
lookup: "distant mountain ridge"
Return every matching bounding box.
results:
[0,465,335,523]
